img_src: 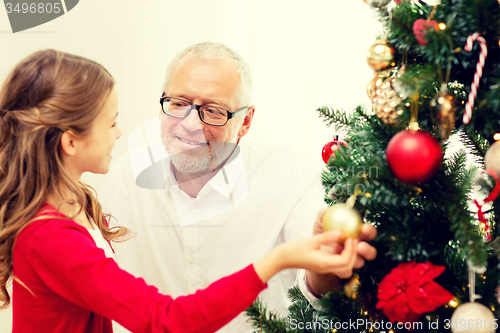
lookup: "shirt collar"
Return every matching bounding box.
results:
[206,145,244,198]
[166,143,245,199]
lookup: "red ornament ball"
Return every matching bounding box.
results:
[413,19,439,45]
[386,130,442,183]
[322,138,348,164]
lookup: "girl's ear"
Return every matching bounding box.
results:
[60,131,78,156]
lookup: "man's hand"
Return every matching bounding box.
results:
[306,208,377,297]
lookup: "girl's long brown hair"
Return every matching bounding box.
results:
[0,49,129,307]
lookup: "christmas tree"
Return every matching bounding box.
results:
[247,0,500,332]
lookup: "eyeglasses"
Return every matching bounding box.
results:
[160,96,248,126]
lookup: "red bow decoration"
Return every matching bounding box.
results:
[376,261,454,323]
[474,199,491,240]
[473,169,500,241]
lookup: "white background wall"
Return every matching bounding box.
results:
[0,1,381,330]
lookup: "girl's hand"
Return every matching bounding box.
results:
[305,208,378,296]
[313,208,377,268]
[254,230,358,284]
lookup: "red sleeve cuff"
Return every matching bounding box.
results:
[248,263,268,291]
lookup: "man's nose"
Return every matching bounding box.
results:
[180,105,204,132]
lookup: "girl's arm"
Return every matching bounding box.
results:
[254,229,357,283]
[15,219,355,333]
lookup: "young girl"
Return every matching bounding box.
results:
[0,50,358,333]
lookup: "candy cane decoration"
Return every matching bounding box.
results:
[463,33,488,124]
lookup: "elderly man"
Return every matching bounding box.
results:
[102,42,376,332]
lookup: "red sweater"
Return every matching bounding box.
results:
[12,204,266,333]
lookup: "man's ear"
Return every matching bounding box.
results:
[238,106,255,138]
[60,131,78,156]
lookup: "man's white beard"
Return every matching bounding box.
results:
[162,134,235,174]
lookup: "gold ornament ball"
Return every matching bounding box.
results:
[485,140,500,178]
[322,204,363,244]
[366,40,396,72]
[450,302,496,333]
[367,76,378,100]
[372,76,405,125]
[344,274,360,298]
[429,89,456,140]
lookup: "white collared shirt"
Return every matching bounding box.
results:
[166,145,248,227]
[127,116,248,227]
[101,117,324,333]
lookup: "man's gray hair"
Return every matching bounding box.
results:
[163,42,252,108]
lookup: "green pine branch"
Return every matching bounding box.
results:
[250,1,500,331]
[246,299,288,333]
